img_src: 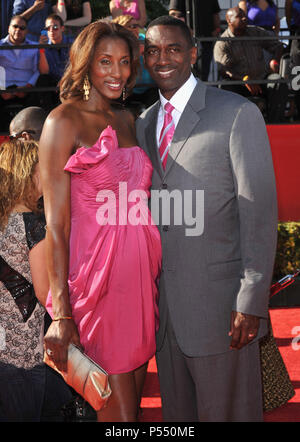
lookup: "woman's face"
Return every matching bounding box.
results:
[89,36,132,101]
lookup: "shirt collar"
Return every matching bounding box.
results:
[159,73,198,113]
[226,26,250,38]
[4,35,31,46]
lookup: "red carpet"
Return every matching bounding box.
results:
[140,307,300,422]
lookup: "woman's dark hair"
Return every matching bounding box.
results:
[146,15,194,48]
[60,20,140,101]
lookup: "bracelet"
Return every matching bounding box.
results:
[53,316,72,321]
[243,75,249,82]
[39,48,45,53]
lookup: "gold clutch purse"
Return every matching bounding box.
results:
[44,344,112,411]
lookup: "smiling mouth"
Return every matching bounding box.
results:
[156,69,176,78]
[105,82,122,90]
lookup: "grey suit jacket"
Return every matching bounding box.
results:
[136,80,278,357]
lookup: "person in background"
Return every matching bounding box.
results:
[0,15,40,131]
[0,139,72,421]
[168,2,186,22]
[12,0,52,42]
[239,1,280,34]
[38,13,74,110]
[109,0,147,28]
[214,6,284,121]
[54,0,92,37]
[9,106,48,141]
[0,0,14,38]
[168,0,187,22]
[112,14,158,112]
[167,0,221,81]
[285,0,300,34]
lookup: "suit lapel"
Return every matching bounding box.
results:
[144,102,164,179]
[164,80,207,178]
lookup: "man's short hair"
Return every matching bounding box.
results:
[9,106,48,141]
[146,15,194,48]
[45,13,64,27]
[10,15,28,25]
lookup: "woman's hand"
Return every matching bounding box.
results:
[44,318,82,372]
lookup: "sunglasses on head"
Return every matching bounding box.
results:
[9,130,36,140]
[45,24,60,31]
[12,24,26,31]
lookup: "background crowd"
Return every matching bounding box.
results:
[0,0,299,423]
[0,0,300,132]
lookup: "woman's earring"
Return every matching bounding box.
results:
[122,87,126,102]
[83,75,91,101]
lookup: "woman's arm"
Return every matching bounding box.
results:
[137,0,147,28]
[39,107,81,371]
[238,1,247,15]
[29,239,49,306]
[64,2,92,27]
[19,0,46,21]
[109,0,123,19]
[285,0,293,28]
[54,1,67,22]
[274,13,280,35]
[38,50,49,75]
[38,35,50,75]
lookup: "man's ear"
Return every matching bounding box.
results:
[190,46,198,66]
[23,131,33,141]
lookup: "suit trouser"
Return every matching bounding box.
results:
[156,313,264,422]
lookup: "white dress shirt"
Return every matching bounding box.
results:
[156,73,198,147]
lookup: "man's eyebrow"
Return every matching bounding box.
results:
[145,42,182,49]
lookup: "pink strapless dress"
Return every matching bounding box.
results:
[46,126,161,374]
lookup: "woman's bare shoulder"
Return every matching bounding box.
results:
[45,101,82,129]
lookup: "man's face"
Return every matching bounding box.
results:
[227,8,247,35]
[144,25,197,100]
[8,17,27,45]
[169,10,186,22]
[124,19,140,39]
[45,18,64,44]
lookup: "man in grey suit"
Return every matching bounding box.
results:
[136,16,278,422]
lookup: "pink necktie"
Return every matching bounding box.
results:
[158,102,175,170]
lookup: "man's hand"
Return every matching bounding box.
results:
[34,0,45,11]
[15,83,32,98]
[229,311,260,350]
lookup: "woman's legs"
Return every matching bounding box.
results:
[96,362,148,422]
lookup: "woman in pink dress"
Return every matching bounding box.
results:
[109,0,147,28]
[39,20,161,422]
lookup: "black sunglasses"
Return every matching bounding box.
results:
[12,24,27,31]
[45,25,60,31]
[9,130,36,140]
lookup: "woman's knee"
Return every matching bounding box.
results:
[97,371,139,422]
